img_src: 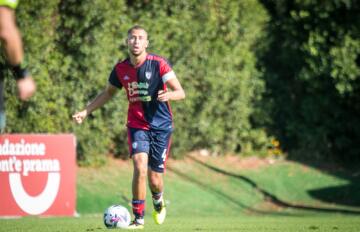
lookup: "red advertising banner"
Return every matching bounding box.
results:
[0,134,76,216]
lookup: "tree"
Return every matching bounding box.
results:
[258,0,360,164]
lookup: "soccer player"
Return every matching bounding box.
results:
[73,25,185,229]
[0,0,36,132]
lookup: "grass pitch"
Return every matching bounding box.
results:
[1,154,360,231]
[1,215,360,232]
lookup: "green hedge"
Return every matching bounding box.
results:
[2,0,270,165]
[4,0,358,166]
[258,0,360,164]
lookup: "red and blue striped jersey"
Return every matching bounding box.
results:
[109,53,175,131]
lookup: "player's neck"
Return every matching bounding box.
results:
[130,52,147,67]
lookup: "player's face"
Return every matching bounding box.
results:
[127,29,149,56]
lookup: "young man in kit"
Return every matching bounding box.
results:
[73,25,185,229]
[0,0,36,132]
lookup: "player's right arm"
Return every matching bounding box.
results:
[72,83,118,124]
[0,6,22,66]
[0,5,36,100]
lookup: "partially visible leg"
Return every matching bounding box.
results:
[148,130,172,225]
[127,128,150,229]
[148,169,166,225]
[131,152,148,226]
[132,152,148,200]
[148,169,164,205]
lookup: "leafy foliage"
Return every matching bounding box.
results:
[258,0,360,164]
[4,0,358,166]
[2,0,269,165]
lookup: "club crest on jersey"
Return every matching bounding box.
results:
[132,142,138,149]
[145,72,152,80]
[123,75,130,80]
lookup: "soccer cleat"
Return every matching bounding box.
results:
[126,220,144,230]
[152,199,166,225]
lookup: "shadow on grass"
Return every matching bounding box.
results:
[185,155,360,215]
[258,0,360,209]
[167,166,292,216]
[308,184,360,207]
[288,158,360,207]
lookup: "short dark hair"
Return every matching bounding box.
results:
[127,25,148,37]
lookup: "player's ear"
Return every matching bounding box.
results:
[145,39,149,48]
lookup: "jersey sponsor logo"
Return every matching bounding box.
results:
[127,81,152,102]
[145,72,152,80]
[128,82,149,96]
[129,96,151,102]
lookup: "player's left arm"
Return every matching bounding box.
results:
[158,77,185,102]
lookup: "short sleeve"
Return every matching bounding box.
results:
[108,67,122,89]
[160,59,176,83]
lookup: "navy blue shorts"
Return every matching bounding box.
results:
[128,127,172,173]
